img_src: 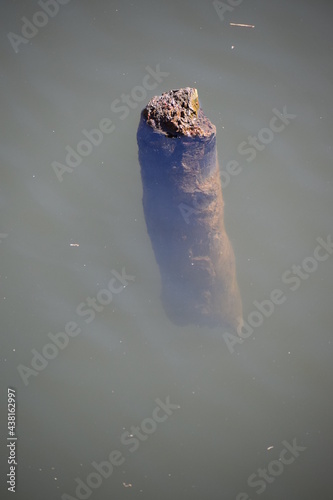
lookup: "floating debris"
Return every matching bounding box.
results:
[230,23,255,28]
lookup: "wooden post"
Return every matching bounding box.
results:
[137,88,242,331]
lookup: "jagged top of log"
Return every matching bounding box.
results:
[142,88,216,138]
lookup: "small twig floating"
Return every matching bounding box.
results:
[230,22,255,28]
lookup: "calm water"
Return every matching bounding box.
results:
[1,1,333,499]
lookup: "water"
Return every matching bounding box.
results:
[1,1,333,499]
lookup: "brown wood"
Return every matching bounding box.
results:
[137,88,243,331]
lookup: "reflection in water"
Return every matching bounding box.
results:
[137,88,242,331]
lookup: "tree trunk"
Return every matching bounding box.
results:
[137,88,242,331]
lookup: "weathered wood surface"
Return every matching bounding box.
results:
[137,88,242,330]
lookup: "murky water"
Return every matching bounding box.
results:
[1,1,333,499]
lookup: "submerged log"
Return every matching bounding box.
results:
[137,88,242,330]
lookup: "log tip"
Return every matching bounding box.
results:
[142,87,215,138]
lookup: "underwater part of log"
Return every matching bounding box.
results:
[137,88,243,330]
